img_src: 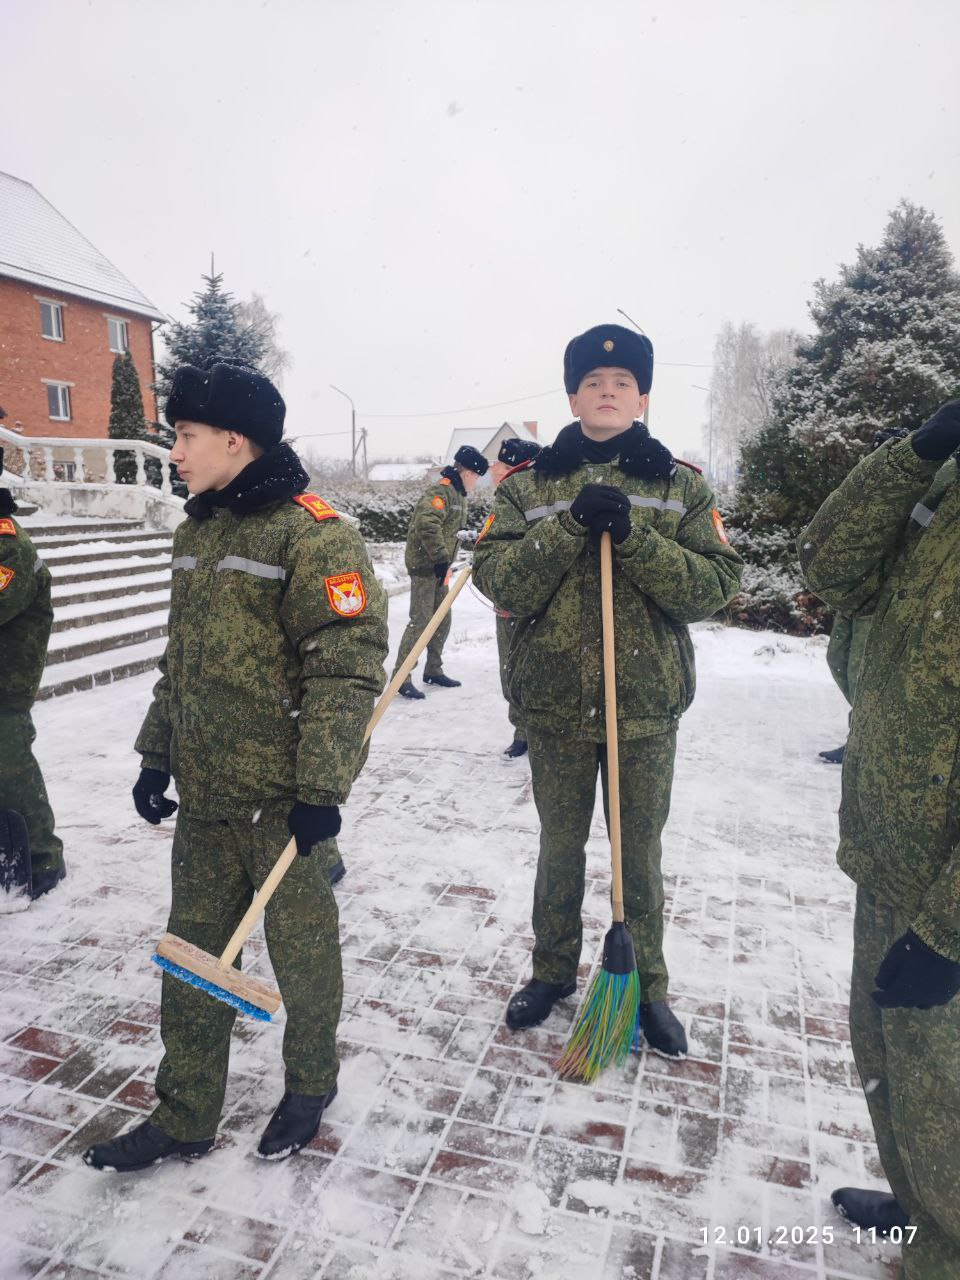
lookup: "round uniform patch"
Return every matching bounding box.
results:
[432,496,446,510]
[476,512,495,543]
[0,565,15,592]
[325,572,367,617]
[711,509,729,544]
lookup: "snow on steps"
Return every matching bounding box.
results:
[21,513,174,701]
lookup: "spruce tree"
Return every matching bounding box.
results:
[108,351,150,484]
[737,201,960,533]
[154,270,270,402]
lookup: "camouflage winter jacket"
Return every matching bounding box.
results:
[472,423,743,741]
[825,614,872,706]
[404,469,468,572]
[0,500,54,711]
[136,447,388,818]
[800,436,960,960]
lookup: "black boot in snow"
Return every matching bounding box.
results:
[257,1087,338,1160]
[831,1188,910,1235]
[328,858,346,886]
[640,1002,688,1059]
[818,745,846,764]
[423,672,461,688]
[83,1120,214,1172]
[30,865,66,900]
[503,739,528,758]
[506,979,577,1030]
[398,680,426,700]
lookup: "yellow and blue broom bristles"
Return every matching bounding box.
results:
[555,922,641,1082]
[151,954,273,1022]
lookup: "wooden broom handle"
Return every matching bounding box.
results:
[217,561,473,969]
[600,533,625,924]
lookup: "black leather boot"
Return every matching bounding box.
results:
[640,1002,688,1059]
[398,680,426,700]
[818,745,846,764]
[328,858,346,885]
[831,1188,910,1234]
[506,979,577,1030]
[30,866,66,900]
[257,1086,338,1160]
[503,739,528,758]
[83,1120,214,1172]
[423,672,461,688]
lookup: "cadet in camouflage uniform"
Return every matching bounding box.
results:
[489,437,542,757]
[800,401,960,1276]
[0,451,65,899]
[474,325,742,1056]
[85,361,388,1173]
[394,444,489,699]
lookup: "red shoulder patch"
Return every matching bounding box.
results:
[476,512,495,543]
[0,518,17,536]
[325,572,367,617]
[431,495,446,510]
[711,509,729,544]
[294,493,340,522]
[675,458,703,475]
[502,459,536,480]
[440,476,452,486]
[0,565,15,592]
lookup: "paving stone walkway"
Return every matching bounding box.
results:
[0,588,902,1279]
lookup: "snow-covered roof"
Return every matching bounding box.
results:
[0,171,165,322]
[367,461,429,482]
[441,421,539,466]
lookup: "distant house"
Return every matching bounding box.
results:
[0,171,165,443]
[440,421,540,487]
[367,461,431,483]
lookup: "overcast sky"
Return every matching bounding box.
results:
[5,0,959,466]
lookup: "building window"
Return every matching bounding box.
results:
[39,300,64,341]
[107,317,129,353]
[46,383,71,421]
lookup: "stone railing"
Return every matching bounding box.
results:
[0,426,185,530]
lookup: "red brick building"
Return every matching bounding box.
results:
[0,171,165,441]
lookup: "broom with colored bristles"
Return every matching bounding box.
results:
[556,532,641,1081]
[152,562,474,1021]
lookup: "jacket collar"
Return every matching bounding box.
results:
[0,488,17,517]
[533,421,675,480]
[184,442,310,521]
[439,466,466,495]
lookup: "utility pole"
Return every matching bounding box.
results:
[692,383,713,480]
[330,384,356,477]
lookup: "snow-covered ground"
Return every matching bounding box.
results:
[0,579,902,1280]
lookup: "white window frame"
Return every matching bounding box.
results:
[42,380,73,422]
[38,298,64,342]
[106,315,129,353]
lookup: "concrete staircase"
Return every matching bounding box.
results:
[18,508,172,700]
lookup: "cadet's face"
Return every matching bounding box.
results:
[569,368,648,438]
[490,460,511,487]
[170,421,248,493]
[461,468,481,493]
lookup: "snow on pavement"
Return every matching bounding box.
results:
[0,579,902,1279]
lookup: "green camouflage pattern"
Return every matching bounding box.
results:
[0,711,63,874]
[391,571,451,679]
[495,611,524,738]
[800,438,960,961]
[472,457,743,740]
[0,515,54,710]
[136,499,388,818]
[527,728,675,1001]
[825,613,872,706]
[153,802,342,1140]
[403,476,467,572]
[850,889,960,1279]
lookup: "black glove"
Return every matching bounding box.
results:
[870,426,908,452]
[910,400,960,461]
[872,928,960,1009]
[433,561,450,580]
[132,769,178,825]
[569,484,632,544]
[287,801,342,857]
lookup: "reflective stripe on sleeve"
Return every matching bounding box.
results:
[910,503,935,528]
[171,556,198,571]
[215,556,286,581]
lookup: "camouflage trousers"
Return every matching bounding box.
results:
[392,571,451,680]
[0,710,63,875]
[496,613,524,741]
[526,728,676,1002]
[153,801,342,1142]
[850,889,960,1279]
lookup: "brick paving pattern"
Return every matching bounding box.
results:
[0,605,903,1279]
